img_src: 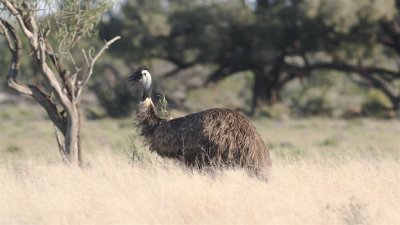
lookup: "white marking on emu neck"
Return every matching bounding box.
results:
[142,70,152,90]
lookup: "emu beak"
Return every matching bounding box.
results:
[128,72,140,82]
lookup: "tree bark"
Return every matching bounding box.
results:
[251,72,281,115]
[0,2,120,165]
[65,106,81,165]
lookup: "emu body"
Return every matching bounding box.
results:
[131,67,271,180]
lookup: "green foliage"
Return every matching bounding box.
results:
[299,96,333,116]
[285,72,342,117]
[361,89,394,118]
[0,39,12,88]
[155,94,171,119]
[92,71,136,118]
[260,103,291,120]
[3,0,400,118]
[185,70,252,112]
[282,70,377,118]
[100,0,254,65]
[0,0,117,96]
[301,0,396,32]
[299,0,397,61]
[97,0,400,115]
[50,0,117,52]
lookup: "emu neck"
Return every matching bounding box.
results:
[142,86,152,101]
[136,98,163,137]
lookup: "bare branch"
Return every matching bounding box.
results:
[39,38,73,113]
[45,38,75,99]
[75,36,121,102]
[20,2,40,48]
[28,12,39,48]
[0,18,65,132]
[285,60,400,105]
[89,48,95,62]
[30,13,39,35]
[68,50,79,71]
[82,49,90,67]
[305,62,400,79]
[1,0,33,38]
[31,86,66,134]
[0,18,31,95]
[71,68,81,86]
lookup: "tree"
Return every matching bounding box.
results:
[0,0,120,165]
[244,0,400,113]
[282,0,400,112]
[99,0,331,114]
[100,0,400,115]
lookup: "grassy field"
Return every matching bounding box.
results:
[0,104,399,224]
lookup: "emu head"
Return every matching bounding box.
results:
[128,66,152,101]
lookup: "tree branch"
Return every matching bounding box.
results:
[379,21,400,55]
[21,5,39,48]
[38,37,73,113]
[306,62,400,80]
[45,37,75,99]
[2,1,74,117]
[205,66,245,85]
[0,18,65,133]
[2,1,72,114]
[1,0,33,39]
[287,60,400,105]
[162,62,196,78]
[361,72,399,103]
[0,18,31,95]
[75,36,121,102]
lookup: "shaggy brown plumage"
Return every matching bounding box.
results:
[129,66,271,180]
[136,98,272,180]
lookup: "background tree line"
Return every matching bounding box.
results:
[2,0,400,119]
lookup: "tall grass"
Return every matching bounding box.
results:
[0,151,398,225]
[1,106,399,224]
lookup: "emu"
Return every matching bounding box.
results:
[129,66,271,180]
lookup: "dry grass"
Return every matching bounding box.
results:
[1,105,400,224]
[0,152,399,225]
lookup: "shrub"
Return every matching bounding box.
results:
[284,71,365,118]
[91,65,137,118]
[361,89,393,118]
[260,103,291,120]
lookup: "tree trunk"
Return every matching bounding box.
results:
[64,106,82,165]
[251,72,281,115]
[1,6,119,165]
[390,97,400,117]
